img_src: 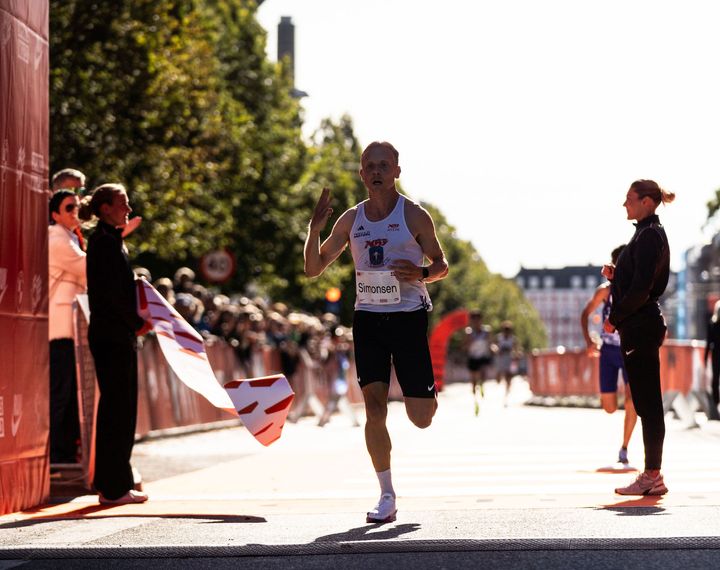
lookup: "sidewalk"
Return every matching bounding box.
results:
[2,381,720,566]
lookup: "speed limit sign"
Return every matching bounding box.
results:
[199,249,236,283]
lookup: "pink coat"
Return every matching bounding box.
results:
[48,224,86,340]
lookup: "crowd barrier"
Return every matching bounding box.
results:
[72,306,378,487]
[528,340,719,423]
[134,336,369,438]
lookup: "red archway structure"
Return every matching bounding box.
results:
[429,309,469,391]
[0,0,50,515]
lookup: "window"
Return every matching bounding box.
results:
[586,275,597,288]
[570,275,582,288]
[529,276,540,289]
[543,275,555,289]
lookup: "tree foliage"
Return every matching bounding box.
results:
[422,204,547,351]
[50,0,304,279]
[50,0,548,348]
[707,187,720,220]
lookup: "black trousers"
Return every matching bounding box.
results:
[710,351,720,406]
[49,338,81,463]
[89,336,138,500]
[619,315,667,471]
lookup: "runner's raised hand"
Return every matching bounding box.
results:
[309,187,333,232]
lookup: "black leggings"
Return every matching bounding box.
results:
[620,317,667,471]
[711,353,720,406]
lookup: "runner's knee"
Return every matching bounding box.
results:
[408,412,433,429]
[406,400,436,429]
[602,402,618,414]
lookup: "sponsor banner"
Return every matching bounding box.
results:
[0,0,49,516]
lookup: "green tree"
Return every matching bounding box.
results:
[423,203,546,350]
[49,0,547,350]
[285,115,366,321]
[203,0,307,293]
[50,0,307,286]
[707,187,720,220]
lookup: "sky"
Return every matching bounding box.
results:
[257,0,720,277]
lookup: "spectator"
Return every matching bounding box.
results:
[51,168,86,194]
[80,183,150,505]
[153,277,175,305]
[133,266,152,282]
[174,292,203,332]
[173,267,195,294]
[51,169,86,249]
[48,189,85,464]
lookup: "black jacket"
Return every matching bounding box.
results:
[608,214,669,330]
[87,221,144,342]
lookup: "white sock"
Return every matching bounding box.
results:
[376,469,395,498]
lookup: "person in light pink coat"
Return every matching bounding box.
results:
[48,188,86,464]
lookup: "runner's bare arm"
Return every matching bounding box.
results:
[304,188,354,278]
[391,202,448,283]
[580,283,609,354]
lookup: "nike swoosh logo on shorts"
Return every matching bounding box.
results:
[625,348,636,356]
[427,384,435,391]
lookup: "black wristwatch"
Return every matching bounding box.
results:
[420,267,430,281]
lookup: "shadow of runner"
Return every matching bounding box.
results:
[313,523,422,543]
[596,495,667,516]
[0,508,266,529]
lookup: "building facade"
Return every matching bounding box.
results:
[515,265,604,349]
[517,263,679,348]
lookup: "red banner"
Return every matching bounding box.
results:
[429,309,469,391]
[0,0,50,515]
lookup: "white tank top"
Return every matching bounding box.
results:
[349,195,432,313]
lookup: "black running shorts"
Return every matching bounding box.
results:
[352,309,435,398]
[467,356,492,372]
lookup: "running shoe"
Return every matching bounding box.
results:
[99,490,149,505]
[474,399,480,416]
[615,472,668,495]
[618,447,629,464]
[366,493,397,523]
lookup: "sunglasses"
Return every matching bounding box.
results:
[64,203,78,213]
[59,186,86,196]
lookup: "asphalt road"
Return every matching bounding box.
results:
[2,379,720,569]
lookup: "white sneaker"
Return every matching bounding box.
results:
[366,493,397,523]
[99,490,149,505]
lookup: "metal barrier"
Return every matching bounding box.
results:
[133,337,369,437]
[528,340,719,423]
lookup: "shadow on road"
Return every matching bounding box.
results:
[596,495,667,516]
[313,522,422,543]
[0,505,266,530]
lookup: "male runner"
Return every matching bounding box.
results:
[465,310,494,414]
[304,141,448,523]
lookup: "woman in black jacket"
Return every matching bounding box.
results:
[604,179,674,496]
[80,184,150,505]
